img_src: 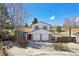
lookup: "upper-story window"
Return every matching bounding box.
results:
[43,26,47,30]
[35,26,39,30]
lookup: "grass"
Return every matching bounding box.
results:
[60,32,69,35]
[51,31,69,37]
[51,27,69,37]
[51,26,79,37]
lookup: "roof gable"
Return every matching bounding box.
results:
[31,21,51,26]
[28,29,52,34]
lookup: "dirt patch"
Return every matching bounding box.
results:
[0,50,4,56]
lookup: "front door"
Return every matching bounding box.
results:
[27,34,32,40]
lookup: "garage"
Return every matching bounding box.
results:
[30,29,51,41]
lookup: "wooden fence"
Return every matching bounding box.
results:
[51,36,76,43]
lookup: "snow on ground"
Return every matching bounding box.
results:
[5,41,79,56]
[7,46,76,56]
[67,43,79,51]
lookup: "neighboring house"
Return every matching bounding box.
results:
[19,22,52,41]
[71,28,79,43]
[74,32,79,43]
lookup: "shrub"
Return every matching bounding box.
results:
[53,43,70,51]
[56,26,62,33]
[0,41,3,50]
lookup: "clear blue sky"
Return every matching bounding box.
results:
[23,3,79,26]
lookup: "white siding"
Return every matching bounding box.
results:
[71,31,76,37]
[26,22,51,41]
[71,31,79,43]
[32,22,50,31]
[71,32,79,43]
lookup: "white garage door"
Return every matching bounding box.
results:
[33,33,49,41]
[42,34,49,41]
[33,34,40,41]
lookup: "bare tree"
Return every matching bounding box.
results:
[64,18,77,27]
[0,3,30,47]
[63,18,77,37]
[12,4,29,47]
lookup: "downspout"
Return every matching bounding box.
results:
[69,27,71,37]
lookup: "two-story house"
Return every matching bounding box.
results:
[26,22,52,41]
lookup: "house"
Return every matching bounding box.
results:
[71,28,79,43]
[19,22,52,41]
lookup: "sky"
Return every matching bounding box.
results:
[5,3,79,26]
[23,3,79,26]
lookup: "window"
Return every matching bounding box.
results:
[35,26,39,30]
[23,32,26,38]
[43,26,47,30]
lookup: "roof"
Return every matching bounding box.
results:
[31,21,51,26]
[19,26,32,32]
[28,29,53,34]
[71,28,79,33]
[68,27,79,35]
[74,32,79,36]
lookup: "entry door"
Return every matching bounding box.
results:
[27,34,32,40]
